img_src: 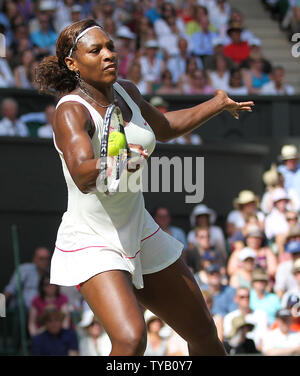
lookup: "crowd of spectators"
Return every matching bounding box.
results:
[2,142,300,356]
[0,0,296,100]
[262,0,300,38]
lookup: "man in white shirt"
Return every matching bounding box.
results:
[37,104,56,138]
[0,58,15,88]
[262,309,300,355]
[223,287,269,350]
[261,66,295,95]
[0,98,29,137]
[265,188,290,240]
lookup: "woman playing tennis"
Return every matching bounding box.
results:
[35,19,253,356]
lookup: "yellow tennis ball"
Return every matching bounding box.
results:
[107,131,126,156]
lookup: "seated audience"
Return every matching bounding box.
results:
[152,205,187,250]
[0,97,29,137]
[37,104,55,138]
[242,57,270,94]
[78,308,111,356]
[201,264,237,317]
[227,67,249,95]
[250,269,281,325]
[144,310,168,356]
[226,190,265,238]
[31,307,79,356]
[261,308,300,355]
[202,289,224,342]
[223,21,250,65]
[261,66,295,95]
[223,315,260,355]
[28,273,70,337]
[207,54,230,91]
[224,287,268,351]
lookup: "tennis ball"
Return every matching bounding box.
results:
[107,131,126,156]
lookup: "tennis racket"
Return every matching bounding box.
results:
[98,104,130,195]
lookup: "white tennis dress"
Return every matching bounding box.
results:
[50,82,183,289]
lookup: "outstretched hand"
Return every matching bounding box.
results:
[215,89,254,120]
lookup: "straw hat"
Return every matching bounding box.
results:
[228,315,254,339]
[252,268,269,283]
[190,204,217,227]
[280,145,299,161]
[233,190,259,208]
[262,164,279,186]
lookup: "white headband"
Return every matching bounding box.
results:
[68,26,102,57]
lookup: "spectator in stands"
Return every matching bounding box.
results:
[208,0,231,36]
[290,0,300,34]
[13,49,37,89]
[37,104,55,138]
[190,251,220,288]
[229,247,256,289]
[167,37,200,85]
[54,0,74,32]
[242,57,270,94]
[28,273,70,337]
[275,239,300,298]
[182,69,215,95]
[223,315,259,355]
[276,211,300,259]
[281,258,300,309]
[31,306,79,356]
[228,212,262,250]
[115,26,136,79]
[139,39,165,91]
[177,55,203,93]
[261,308,300,355]
[0,57,15,88]
[226,190,264,238]
[31,13,58,58]
[207,54,230,91]
[185,5,211,36]
[264,187,290,240]
[135,16,154,50]
[155,69,181,94]
[78,308,111,356]
[240,37,273,74]
[165,329,189,356]
[153,1,186,57]
[186,226,226,273]
[144,310,168,356]
[0,97,29,137]
[227,67,249,95]
[250,268,281,325]
[228,226,277,279]
[187,204,227,260]
[261,163,300,215]
[149,95,168,114]
[278,144,300,198]
[201,289,223,342]
[223,287,268,351]
[226,9,255,43]
[70,4,83,24]
[3,247,50,312]
[152,205,187,249]
[261,66,295,95]
[126,61,150,95]
[189,15,218,66]
[103,17,117,42]
[223,21,250,65]
[201,264,237,317]
[205,37,235,72]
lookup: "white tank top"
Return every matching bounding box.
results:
[53,82,157,260]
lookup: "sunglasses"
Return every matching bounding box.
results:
[238,295,250,299]
[287,217,298,221]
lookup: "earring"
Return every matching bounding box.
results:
[74,70,80,81]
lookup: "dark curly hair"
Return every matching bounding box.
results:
[34,19,102,96]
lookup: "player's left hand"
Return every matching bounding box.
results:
[215,89,254,120]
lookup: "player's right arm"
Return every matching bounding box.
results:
[52,102,99,194]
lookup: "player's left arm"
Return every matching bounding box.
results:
[119,80,254,142]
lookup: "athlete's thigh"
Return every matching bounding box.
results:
[80,270,145,342]
[134,256,213,342]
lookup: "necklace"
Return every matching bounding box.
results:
[79,86,118,108]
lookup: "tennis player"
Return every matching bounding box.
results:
[35,19,253,356]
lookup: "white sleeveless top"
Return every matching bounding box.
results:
[51,82,157,288]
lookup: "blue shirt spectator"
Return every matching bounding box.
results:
[3,247,50,311]
[201,265,237,317]
[31,307,78,356]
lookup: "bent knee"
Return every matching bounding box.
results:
[111,324,147,356]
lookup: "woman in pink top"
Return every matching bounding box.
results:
[28,274,70,336]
